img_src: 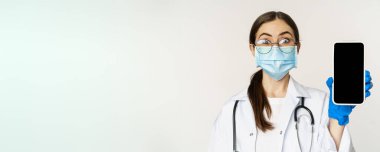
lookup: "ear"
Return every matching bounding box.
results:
[249,43,255,56]
[296,42,301,54]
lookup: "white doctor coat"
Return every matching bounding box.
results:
[208,76,355,152]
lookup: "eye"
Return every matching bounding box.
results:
[256,39,271,45]
[279,38,290,44]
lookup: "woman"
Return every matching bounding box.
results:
[208,11,373,152]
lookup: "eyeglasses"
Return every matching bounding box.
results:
[254,38,298,54]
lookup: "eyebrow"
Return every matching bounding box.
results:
[258,31,294,38]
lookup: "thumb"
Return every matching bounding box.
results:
[326,77,333,89]
[326,77,334,106]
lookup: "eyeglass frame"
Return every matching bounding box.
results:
[251,37,300,54]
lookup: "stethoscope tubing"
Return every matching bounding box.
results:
[232,97,315,152]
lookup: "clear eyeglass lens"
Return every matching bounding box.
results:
[255,39,272,54]
[279,38,296,53]
[279,38,296,45]
[255,39,271,46]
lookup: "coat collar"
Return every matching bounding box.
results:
[235,75,311,140]
[235,75,310,102]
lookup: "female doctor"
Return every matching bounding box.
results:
[208,11,373,152]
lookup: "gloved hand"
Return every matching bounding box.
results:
[326,70,373,126]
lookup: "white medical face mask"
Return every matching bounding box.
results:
[255,46,297,80]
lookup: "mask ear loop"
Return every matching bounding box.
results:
[294,46,298,68]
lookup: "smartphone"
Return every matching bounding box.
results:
[333,42,365,105]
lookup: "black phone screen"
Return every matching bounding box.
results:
[334,42,364,104]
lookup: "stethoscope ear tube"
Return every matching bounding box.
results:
[294,97,315,152]
[233,100,240,152]
[294,97,315,125]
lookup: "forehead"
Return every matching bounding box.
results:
[256,19,294,38]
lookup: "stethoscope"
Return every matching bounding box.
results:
[233,97,315,152]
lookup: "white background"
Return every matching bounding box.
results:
[0,0,379,151]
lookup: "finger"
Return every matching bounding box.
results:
[366,90,371,98]
[366,82,373,91]
[365,70,372,82]
[326,77,333,88]
[366,74,372,83]
[366,76,372,83]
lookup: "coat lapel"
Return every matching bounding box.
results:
[235,76,311,151]
[278,76,311,131]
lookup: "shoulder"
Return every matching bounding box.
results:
[218,87,249,116]
[224,87,249,107]
[304,86,328,100]
[302,85,329,110]
[290,77,329,113]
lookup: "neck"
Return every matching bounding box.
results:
[262,72,290,98]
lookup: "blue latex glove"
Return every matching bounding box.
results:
[326,70,373,126]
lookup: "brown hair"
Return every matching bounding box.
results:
[248,11,300,132]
